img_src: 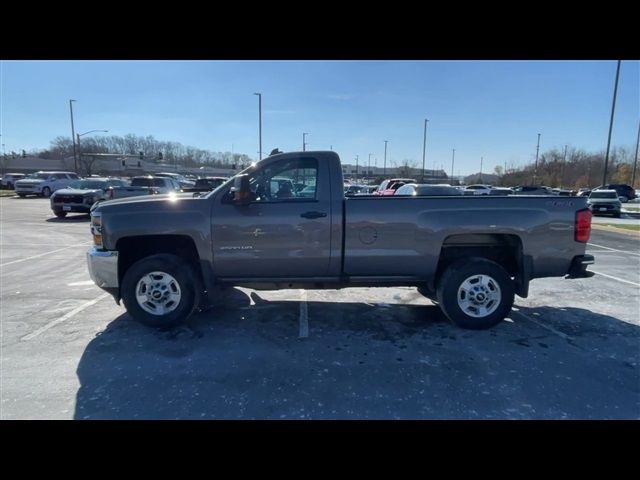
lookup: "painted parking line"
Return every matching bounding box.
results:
[590,270,640,287]
[21,293,109,341]
[587,243,640,257]
[511,308,573,341]
[0,245,88,268]
[298,289,309,339]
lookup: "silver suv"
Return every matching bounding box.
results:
[587,189,621,218]
[14,171,80,197]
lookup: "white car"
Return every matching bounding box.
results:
[14,171,81,197]
[1,173,26,189]
[463,184,492,195]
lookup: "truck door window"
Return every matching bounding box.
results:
[248,157,318,203]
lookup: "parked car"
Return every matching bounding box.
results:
[463,184,493,195]
[395,184,463,196]
[488,187,514,196]
[14,171,80,197]
[155,172,196,188]
[593,184,636,203]
[106,176,182,200]
[344,184,370,196]
[374,178,417,196]
[50,178,129,218]
[511,185,554,196]
[587,189,622,217]
[576,188,592,197]
[1,173,26,189]
[87,150,594,331]
[182,177,227,193]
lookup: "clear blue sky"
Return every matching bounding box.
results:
[1,60,638,175]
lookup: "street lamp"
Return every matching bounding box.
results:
[69,99,77,172]
[383,140,388,176]
[602,60,622,186]
[422,119,429,182]
[77,130,108,174]
[303,132,309,151]
[534,133,541,185]
[368,153,372,178]
[254,93,262,161]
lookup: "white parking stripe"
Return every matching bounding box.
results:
[298,289,309,338]
[21,293,109,341]
[590,270,640,287]
[511,309,573,341]
[0,245,83,268]
[587,243,640,257]
[67,280,94,286]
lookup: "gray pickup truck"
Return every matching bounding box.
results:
[87,151,594,330]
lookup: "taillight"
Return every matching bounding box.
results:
[107,188,114,200]
[575,208,592,243]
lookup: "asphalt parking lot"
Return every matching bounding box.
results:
[1,196,639,419]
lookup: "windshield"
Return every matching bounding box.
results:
[590,191,618,199]
[26,173,50,180]
[68,180,106,190]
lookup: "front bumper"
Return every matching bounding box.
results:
[588,204,621,214]
[87,247,119,289]
[52,202,91,213]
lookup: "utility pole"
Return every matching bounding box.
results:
[254,93,262,161]
[479,156,483,183]
[383,140,388,176]
[451,148,455,182]
[69,99,77,172]
[303,132,309,151]
[561,144,568,188]
[534,133,541,185]
[632,120,639,188]
[602,60,621,186]
[355,155,359,183]
[368,153,372,178]
[421,119,429,182]
[330,145,332,151]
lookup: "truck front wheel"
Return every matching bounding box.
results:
[122,254,197,328]
[436,258,515,330]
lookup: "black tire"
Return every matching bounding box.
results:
[7,183,13,189]
[54,211,67,218]
[613,212,621,218]
[42,187,51,197]
[17,194,27,198]
[121,254,198,329]
[436,257,515,330]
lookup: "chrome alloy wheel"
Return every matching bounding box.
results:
[457,274,502,318]
[135,271,182,315]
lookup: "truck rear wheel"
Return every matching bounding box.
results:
[436,258,514,330]
[122,254,197,328]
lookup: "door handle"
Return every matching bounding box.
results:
[300,211,327,219]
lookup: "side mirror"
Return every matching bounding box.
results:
[231,174,251,206]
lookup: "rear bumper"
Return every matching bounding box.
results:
[566,254,595,278]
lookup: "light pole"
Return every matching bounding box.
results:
[534,133,541,185]
[355,155,359,183]
[451,149,456,182]
[602,60,622,186]
[254,93,262,161]
[368,153,372,178]
[479,156,483,183]
[383,140,388,176]
[632,120,639,188]
[421,119,429,182]
[69,99,77,172]
[561,144,568,188]
[303,132,309,151]
[76,130,108,175]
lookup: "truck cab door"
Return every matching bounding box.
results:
[211,155,332,278]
